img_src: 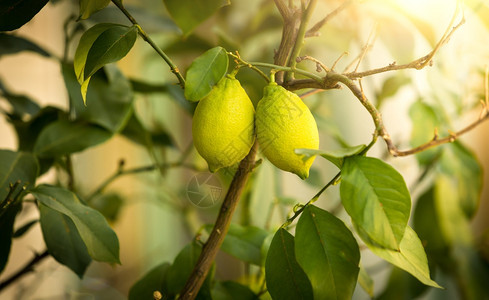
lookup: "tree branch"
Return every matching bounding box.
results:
[273,5,300,84]
[110,0,186,88]
[179,143,258,299]
[338,73,489,157]
[86,160,204,202]
[345,13,465,79]
[305,0,353,37]
[0,250,49,293]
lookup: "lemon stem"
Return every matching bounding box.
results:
[270,71,276,83]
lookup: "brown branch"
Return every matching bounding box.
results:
[387,112,489,157]
[273,0,291,19]
[387,64,489,156]
[274,8,301,84]
[337,73,489,158]
[305,0,353,37]
[345,11,465,79]
[0,249,49,293]
[179,143,258,299]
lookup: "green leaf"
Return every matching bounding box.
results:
[165,241,213,298]
[438,142,482,219]
[13,219,38,238]
[296,144,366,169]
[358,265,374,298]
[209,223,269,265]
[409,101,441,165]
[0,33,51,57]
[340,156,411,250]
[0,150,39,201]
[163,0,230,35]
[63,63,134,133]
[79,0,111,20]
[362,226,441,288]
[265,228,313,300]
[212,281,258,300]
[128,262,170,300]
[83,25,138,81]
[39,204,92,278]
[33,120,112,158]
[295,205,360,300]
[31,185,120,264]
[74,23,115,82]
[0,0,49,31]
[0,202,21,273]
[74,23,137,104]
[184,47,229,102]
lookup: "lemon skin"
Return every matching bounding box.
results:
[192,75,255,172]
[256,82,319,179]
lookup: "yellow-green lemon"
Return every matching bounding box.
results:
[192,75,255,172]
[256,82,319,179]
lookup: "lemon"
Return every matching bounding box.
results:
[192,75,255,172]
[256,82,319,179]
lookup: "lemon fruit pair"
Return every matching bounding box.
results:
[192,76,319,179]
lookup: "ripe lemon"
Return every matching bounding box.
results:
[192,75,255,172]
[256,82,319,179]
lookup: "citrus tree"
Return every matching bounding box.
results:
[1,0,489,299]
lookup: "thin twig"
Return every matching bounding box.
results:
[297,55,330,72]
[0,250,49,293]
[353,24,378,73]
[228,53,324,82]
[282,171,341,228]
[110,0,185,88]
[306,0,353,37]
[86,161,204,202]
[331,51,348,71]
[228,52,270,82]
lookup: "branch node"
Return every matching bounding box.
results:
[433,128,439,141]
